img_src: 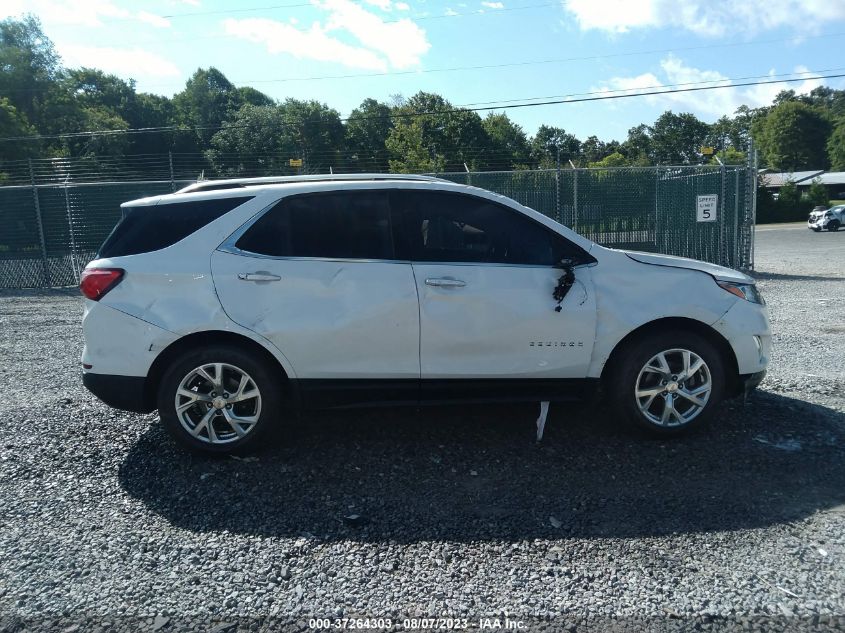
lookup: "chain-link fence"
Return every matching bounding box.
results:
[436,164,754,269]
[0,155,755,288]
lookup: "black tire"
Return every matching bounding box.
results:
[608,330,726,437]
[157,344,283,454]
[828,221,840,232]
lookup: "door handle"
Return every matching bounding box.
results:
[238,272,281,282]
[425,277,466,288]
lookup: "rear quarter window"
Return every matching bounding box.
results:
[98,196,254,258]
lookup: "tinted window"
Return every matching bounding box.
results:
[236,191,394,260]
[393,190,588,266]
[98,196,253,258]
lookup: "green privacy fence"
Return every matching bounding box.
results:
[0,157,755,288]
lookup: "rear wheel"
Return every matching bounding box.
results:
[609,331,725,436]
[158,345,282,454]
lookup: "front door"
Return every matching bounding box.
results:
[392,189,596,400]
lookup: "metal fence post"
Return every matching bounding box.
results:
[749,141,758,270]
[63,180,80,281]
[718,158,726,266]
[28,159,51,287]
[734,168,740,269]
[169,151,175,192]
[572,167,579,231]
[555,147,561,224]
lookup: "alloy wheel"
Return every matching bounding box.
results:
[634,348,712,427]
[174,362,262,444]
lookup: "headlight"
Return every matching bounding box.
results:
[716,280,765,304]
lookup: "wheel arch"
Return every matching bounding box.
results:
[143,330,294,409]
[600,317,741,396]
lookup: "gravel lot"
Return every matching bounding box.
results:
[1,226,844,632]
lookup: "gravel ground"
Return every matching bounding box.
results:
[1,227,844,633]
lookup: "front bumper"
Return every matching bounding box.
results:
[808,220,825,230]
[83,372,154,413]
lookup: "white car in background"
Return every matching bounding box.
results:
[80,175,771,454]
[808,205,844,232]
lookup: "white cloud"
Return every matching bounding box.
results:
[395,2,410,9]
[594,56,824,118]
[317,0,431,68]
[58,44,181,78]
[481,1,504,8]
[364,0,393,9]
[445,8,459,15]
[224,0,430,71]
[223,17,389,71]
[564,0,845,36]
[179,0,201,5]
[1,0,170,28]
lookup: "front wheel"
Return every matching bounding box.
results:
[609,331,725,436]
[157,345,282,454]
[828,221,840,232]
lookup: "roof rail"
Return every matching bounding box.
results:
[176,173,450,194]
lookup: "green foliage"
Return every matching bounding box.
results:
[386,92,489,172]
[530,125,579,168]
[482,112,530,170]
[0,14,60,128]
[209,99,344,174]
[173,68,242,147]
[649,111,710,164]
[588,152,628,168]
[752,101,832,170]
[827,121,845,171]
[345,98,393,172]
[0,97,37,159]
[806,178,829,207]
[709,147,746,165]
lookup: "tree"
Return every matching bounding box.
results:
[589,151,628,168]
[386,92,490,173]
[806,178,829,207]
[210,99,344,174]
[345,98,393,172]
[751,101,832,170]
[620,124,652,164]
[0,15,61,130]
[237,86,274,108]
[710,147,746,165]
[482,112,530,170]
[649,111,710,164]
[173,68,243,147]
[0,97,37,159]
[827,121,845,171]
[530,125,579,168]
[580,135,607,164]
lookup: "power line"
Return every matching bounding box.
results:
[1,70,842,143]
[5,30,841,94]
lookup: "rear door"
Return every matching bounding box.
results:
[211,189,420,406]
[392,189,597,399]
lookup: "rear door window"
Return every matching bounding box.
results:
[235,191,394,260]
[99,196,254,258]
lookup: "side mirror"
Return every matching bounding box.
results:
[555,258,575,269]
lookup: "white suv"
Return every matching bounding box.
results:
[80,175,770,454]
[808,205,844,232]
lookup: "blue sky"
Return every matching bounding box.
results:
[4,0,845,141]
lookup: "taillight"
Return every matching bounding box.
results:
[80,268,124,301]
